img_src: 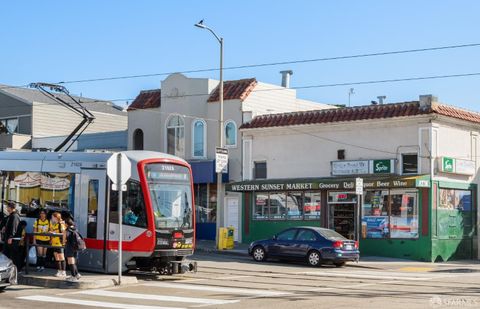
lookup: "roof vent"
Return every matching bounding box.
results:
[280,70,293,88]
[377,96,386,104]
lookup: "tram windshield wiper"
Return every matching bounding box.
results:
[29,82,95,152]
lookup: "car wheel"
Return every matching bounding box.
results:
[252,246,267,262]
[334,262,346,267]
[307,250,321,267]
[0,286,6,292]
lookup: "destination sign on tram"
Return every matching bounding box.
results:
[146,164,190,182]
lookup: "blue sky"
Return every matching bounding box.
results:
[1,1,480,110]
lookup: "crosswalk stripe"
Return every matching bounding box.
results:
[17,295,185,309]
[142,282,290,296]
[77,290,239,305]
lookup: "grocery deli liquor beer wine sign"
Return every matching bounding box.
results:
[227,177,427,192]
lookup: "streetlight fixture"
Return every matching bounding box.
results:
[194,20,225,247]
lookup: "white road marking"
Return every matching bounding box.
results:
[217,275,253,280]
[142,282,291,296]
[77,290,239,305]
[17,295,185,309]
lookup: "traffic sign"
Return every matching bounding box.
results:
[215,147,228,173]
[107,153,131,186]
[355,177,363,195]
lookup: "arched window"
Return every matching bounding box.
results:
[192,119,206,158]
[224,120,237,147]
[166,115,185,156]
[133,129,144,150]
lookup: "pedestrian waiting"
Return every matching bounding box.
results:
[50,212,66,277]
[3,202,22,269]
[33,209,50,272]
[63,217,83,282]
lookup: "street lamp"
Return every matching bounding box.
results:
[195,20,224,247]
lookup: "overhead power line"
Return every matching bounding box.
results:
[53,42,480,85]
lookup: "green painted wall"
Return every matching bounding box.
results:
[359,238,432,261]
[243,220,321,243]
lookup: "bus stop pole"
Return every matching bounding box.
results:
[117,153,123,285]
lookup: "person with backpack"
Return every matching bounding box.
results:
[62,217,83,282]
[33,209,50,272]
[50,212,66,277]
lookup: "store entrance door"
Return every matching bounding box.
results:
[328,192,358,239]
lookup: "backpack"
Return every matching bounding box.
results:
[69,228,86,251]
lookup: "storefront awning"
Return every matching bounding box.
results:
[226,175,430,192]
[189,160,229,184]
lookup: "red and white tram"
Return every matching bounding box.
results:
[0,151,196,274]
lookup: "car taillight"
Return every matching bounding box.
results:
[354,241,359,249]
[173,231,183,239]
[333,241,343,248]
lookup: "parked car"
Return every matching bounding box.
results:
[248,226,360,267]
[0,252,16,291]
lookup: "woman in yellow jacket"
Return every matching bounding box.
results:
[50,212,66,277]
[33,209,50,271]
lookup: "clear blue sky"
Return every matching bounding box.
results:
[2,1,480,110]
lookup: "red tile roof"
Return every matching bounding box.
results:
[207,78,257,102]
[127,89,161,111]
[240,101,480,129]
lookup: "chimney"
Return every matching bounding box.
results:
[377,96,386,104]
[280,70,293,88]
[419,94,438,110]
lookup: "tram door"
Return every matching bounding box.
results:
[75,169,107,272]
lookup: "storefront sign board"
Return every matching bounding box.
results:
[438,157,475,175]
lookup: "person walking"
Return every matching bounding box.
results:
[33,209,50,272]
[62,218,81,282]
[50,212,66,277]
[3,202,22,269]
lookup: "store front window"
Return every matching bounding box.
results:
[439,189,474,238]
[253,190,320,221]
[194,184,217,223]
[362,189,418,239]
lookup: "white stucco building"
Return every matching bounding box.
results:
[127,73,333,240]
[229,95,479,261]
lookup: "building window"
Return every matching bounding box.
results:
[253,192,269,220]
[402,154,418,174]
[192,119,206,158]
[224,120,237,147]
[254,162,267,179]
[286,192,303,219]
[362,189,418,239]
[304,191,321,220]
[0,118,19,134]
[133,129,144,150]
[253,190,321,221]
[166,115,185,157]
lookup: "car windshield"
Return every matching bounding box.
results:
[317,229,347,241]
[145,163,193,229]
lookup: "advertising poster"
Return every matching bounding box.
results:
[362,216,388,238]
[389,216,418,238]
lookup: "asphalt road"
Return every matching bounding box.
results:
[2,252,480,309]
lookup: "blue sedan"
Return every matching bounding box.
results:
[248,227,360,267]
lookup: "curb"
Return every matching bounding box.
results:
[18,274,138,289]
[195,246,249,257]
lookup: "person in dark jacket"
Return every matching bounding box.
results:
[4,202,22,269]
[62,218,81,282]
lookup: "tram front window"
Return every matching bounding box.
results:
[145,164,193,229]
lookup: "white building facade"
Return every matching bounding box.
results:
[127,73,333,241]
[229,95,479,261]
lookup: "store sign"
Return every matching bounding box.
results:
[331,160,369,176]
[227,176,426,192]
[371,160,394,174]
[438,157,475,175]
[331,159,395,176]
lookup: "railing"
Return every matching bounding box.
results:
[25,232,64,275]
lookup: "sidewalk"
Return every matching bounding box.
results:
[194,240,480,271]
[18,268,138,289]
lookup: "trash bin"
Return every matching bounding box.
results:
[226,226,235,249]
[217,227,228,250]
